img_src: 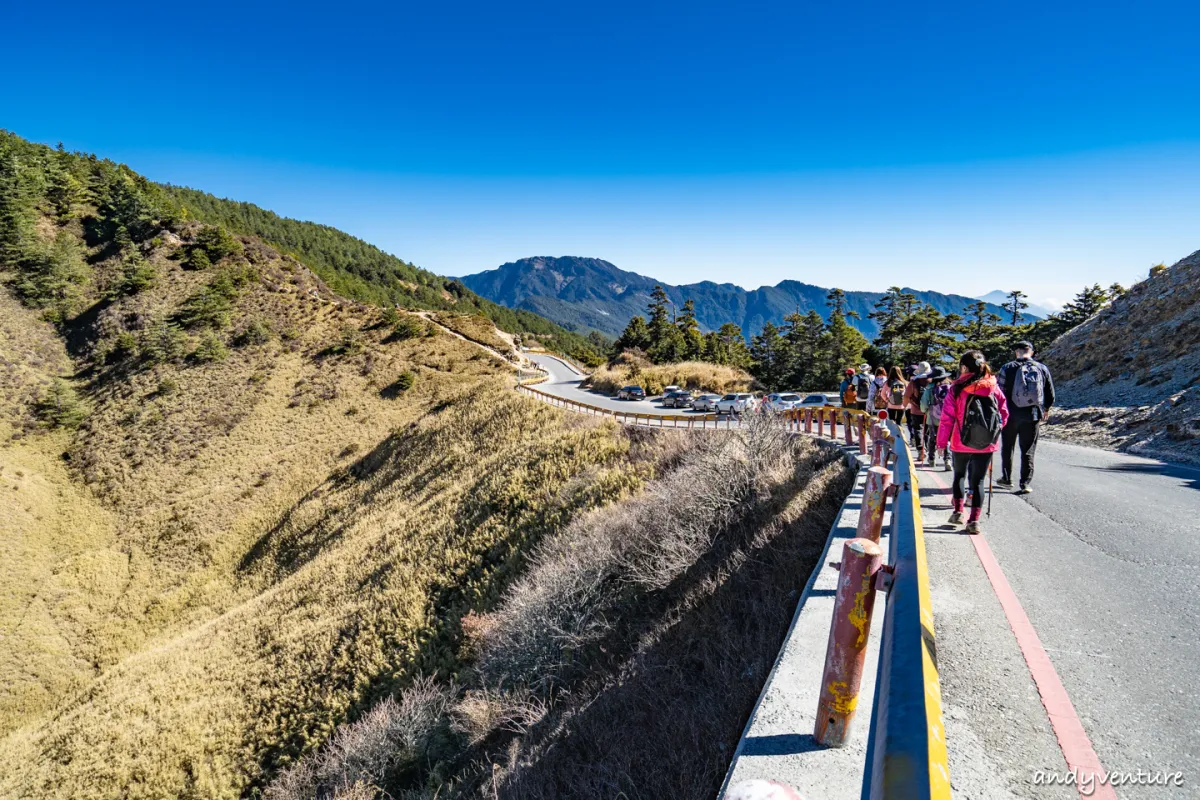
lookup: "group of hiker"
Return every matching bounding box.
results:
[838,342,1055,533]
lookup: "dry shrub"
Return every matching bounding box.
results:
[586,357,755,395]
[266,677,456,800]
[474,411,795,696]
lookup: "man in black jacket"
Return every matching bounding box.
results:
[996,341,1055,494]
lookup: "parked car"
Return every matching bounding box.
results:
[799,392,840,407]
[662,385,681,396]
[763,392,803,412]
[662,390,694,409]
[690,393,722,412]
[716,392,759,414]
[617,385,646,400]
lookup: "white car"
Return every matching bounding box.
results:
[690,393,722,412]
[799,392,841,407]
[662,385,682,397]
[716,392,759,414]
[763,392,803,412]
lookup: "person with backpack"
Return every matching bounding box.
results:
[854,364,872,411]
[995,340,1055,495]
[885,366,908,425]
[920,366,952,471]
[839,368,858,408]
[903,361,932,462]
[866,367,888,414]
[937,350,1009,533]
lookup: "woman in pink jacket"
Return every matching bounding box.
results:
[937,350,1009,533]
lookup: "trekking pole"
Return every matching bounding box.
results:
[987,455,994,518]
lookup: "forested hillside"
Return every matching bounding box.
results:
[159,186,605,364]
[0,130,645,798]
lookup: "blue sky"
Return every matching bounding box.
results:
[6,0,1199,307]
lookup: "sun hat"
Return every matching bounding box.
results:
[927,365,950,380]
[913,360,934,379]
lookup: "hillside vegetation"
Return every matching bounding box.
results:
[1042,251,1200,464]
[159,186,604,365]
[586,350,757,395]
[268,415,852,799]
[0,131,655,798]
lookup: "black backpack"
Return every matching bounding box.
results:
[959,390,1002,449]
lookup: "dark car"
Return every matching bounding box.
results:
[662,390,694,409]
[616,385,646,400]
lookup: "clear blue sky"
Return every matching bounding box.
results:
[6,0,1199,307]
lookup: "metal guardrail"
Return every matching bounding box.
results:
[861,420,951,800]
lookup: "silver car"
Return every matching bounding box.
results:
[690,393,722,412]
[763,392,803,411]
[716,392,759,414]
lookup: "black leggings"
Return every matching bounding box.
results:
[907,412,925,450]
[952,451,992,509]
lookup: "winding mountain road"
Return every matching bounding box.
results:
[527,353,706,417]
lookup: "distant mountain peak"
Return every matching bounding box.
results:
[461,257,1024,339]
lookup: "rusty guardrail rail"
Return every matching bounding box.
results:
[858,419,951,800]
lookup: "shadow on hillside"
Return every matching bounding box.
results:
[62,296,113,360]
[442,451,854,800]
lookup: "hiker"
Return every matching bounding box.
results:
[995,340,1055,495]
[904,361,932,461]
[885,366,907,425]
[839,368,858,408]
[854,364,872,411]
[937,350,1009,533]
[920,366,952,471]
[866,367,888,414]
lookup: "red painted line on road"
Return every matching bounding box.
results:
[921,467,1117,800]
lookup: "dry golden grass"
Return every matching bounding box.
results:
[431,312,514,354]
[587,359,756,395]
[0,218,657,798]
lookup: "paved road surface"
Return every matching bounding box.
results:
[527,353,713,417]
[919,439,1199,798]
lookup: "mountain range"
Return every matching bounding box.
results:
[460,256,1031,339]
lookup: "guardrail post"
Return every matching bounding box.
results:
[843,411,854,446]
[856,466,893,543]
[804,408,813,434]
[815,536,884,746]
[858,414,869,455]
[829,408,837,439]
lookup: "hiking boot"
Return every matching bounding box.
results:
[943,457,951,472]
[917,449,926,464]
[996,477,1013,489]
[948,510,964,525]
[926,455,936,467]
[1016,484,1032,495]
[965,520,981,534]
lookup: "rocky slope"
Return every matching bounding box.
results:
[460,255,1023,338]
[1041,250,1200,464]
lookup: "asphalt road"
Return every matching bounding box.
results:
[526,353,716,417]
[920,439,1200,798]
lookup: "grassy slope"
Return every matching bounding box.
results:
[159,185,605,364]
[0,133,649,798]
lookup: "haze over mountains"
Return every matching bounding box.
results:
[460,256,1029,340]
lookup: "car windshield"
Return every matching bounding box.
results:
[802,394,826,403]
[781,394,800,401]
[722,394,736,400]
[738,394,752,399]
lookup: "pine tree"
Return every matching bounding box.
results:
[869,286,916,363]
[646,285,684,362]
[750,322,785,390]
[822,292,868,387]
[1002,289,1029,325]
[613,315,651,354]
[961,300,1002,343]
[676,299,703,360]
[895,304,959,365]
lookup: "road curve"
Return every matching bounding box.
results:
[527,353,711,418]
